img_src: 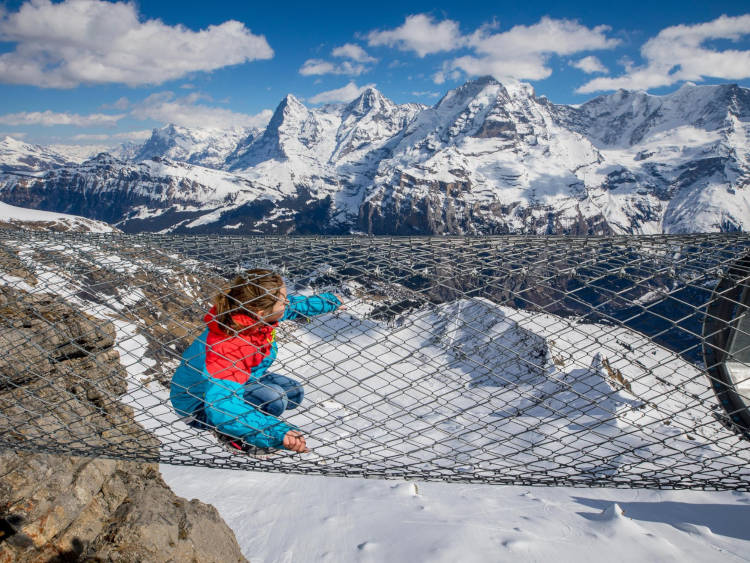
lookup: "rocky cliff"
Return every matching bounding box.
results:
[0,285,246,562]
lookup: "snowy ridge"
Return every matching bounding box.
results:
[0,201,116,232]
[0,78,748,234]
[137,123,259,169]
[0,136,71,174]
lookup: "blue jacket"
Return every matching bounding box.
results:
[170,293,341,448]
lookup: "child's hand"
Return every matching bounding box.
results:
[283,430,309,453]
[334,294,347,310]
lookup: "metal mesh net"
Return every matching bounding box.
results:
[0,230,749,490]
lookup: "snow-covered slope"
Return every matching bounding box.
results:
[137,123,260,169]
[49,140,142,163]
[161,466,750,563]
[0,201,117,232]
[0,79,748,234]
[0,136,71,174]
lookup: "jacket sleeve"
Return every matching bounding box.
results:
[282,292,341,322]
[203,378,294,448]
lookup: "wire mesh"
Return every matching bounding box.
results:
[0,231,749,489]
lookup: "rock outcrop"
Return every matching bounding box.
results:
[0,286,246,562]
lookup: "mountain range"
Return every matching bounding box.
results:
[0,76,748,235]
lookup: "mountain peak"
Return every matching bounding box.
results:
[345,86,392,116]
[471,75,501,87]
[280,93,305,109]
[260,94,309,139]
[1,135,30,148]
[504,81,535,99]
[436,75,506,110]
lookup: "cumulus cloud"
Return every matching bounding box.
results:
[367,14,464,57]
[130,92,273,129]
[577,14,750,93]
[571,55,608,74]
[433,68,463,85]
[71,130,152,142]
[309,82,376,104]
[299,59,368,76]
[101,97,131,111]
[0,132,28,140]
[0,0,273,88]
[448,17,619,82]
[0,110,124,127]
[0,91,272,132]
[332,43,377,63]
[299,43,376,76]
[366,14,618,83]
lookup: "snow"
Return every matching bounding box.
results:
[47,144,111,163]
[137,124,257,168]
[159,465,750,562]
[0,135,70,172]
[154,297,750,560]
[0,201,116,232]
[155,295,750,561]
[1,232,749,560]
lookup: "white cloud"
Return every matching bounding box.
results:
[101,97,130,110]
[448,17,619,82]
[571,55,608,74]
[299,59,368,76]
[0,110,124,127]
[309,82,376,104]
[131,91,273,130]
[332,43,377,63]
[0,0,273,88]
[432,67,463,85]
[578,14,750,93]
[366,14,618,83]
[71,130,152,142]
[300,43,376,76]
[367,14,464,57]
[0,131,28,140]
[411,91,440,98]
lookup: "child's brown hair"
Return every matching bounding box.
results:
[214,269,285,332]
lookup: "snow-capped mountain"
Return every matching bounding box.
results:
[136,123,260,169]
[0,136,72,174]
[363,79,749,234]
[0,78,748,234]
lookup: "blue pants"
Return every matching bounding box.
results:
[188,372,303,429]
[243,373,304,417]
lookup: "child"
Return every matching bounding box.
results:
[170,269,343,456]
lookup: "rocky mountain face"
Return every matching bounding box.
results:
[0,285,245,562]
[0,78,748,234]
[0,223,246,561]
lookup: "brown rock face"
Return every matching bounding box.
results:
[0,286,247,562]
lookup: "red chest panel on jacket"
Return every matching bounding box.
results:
[202,307,277,384]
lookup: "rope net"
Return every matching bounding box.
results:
[0,231,749,490]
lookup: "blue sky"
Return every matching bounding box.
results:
[0,0,748,146]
